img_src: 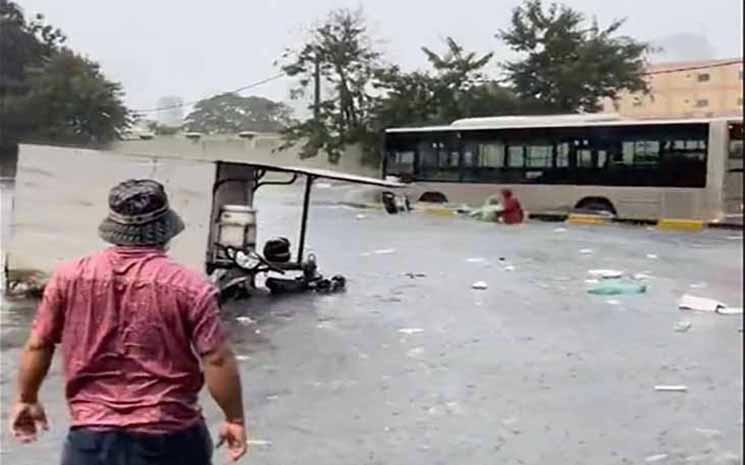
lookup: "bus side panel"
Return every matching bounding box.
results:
[401,181,719,221]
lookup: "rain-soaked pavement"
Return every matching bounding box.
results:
[1,185,743,465]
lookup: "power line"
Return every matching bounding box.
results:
[131,59,742,114]
[133,73,286,114]
[643,59,742,76]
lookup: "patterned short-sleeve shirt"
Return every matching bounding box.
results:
[32,247,227,433]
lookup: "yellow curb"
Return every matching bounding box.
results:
[567,213,611,225]
[657,218,705,231]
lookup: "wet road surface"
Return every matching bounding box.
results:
[1,187,743,464]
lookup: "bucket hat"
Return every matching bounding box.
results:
[98,179,184,246]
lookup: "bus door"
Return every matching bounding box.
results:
[724,122,743,217]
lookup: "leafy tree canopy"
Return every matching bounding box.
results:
[1,0,130,147]
[279,8,380,163]
[182,93,292,134]
[498,0,651,112]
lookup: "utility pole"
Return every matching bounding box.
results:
[313,50,321,122]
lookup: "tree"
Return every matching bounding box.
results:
[279,8,381,163]
[1,1,65,155]
[420,37,495,122]
[182,93,292,134]
[371,37,527,129]
[21,50,131,143]
[0,1,129,150]
[498,0,651,113]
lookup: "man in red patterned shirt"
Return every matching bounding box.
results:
[10,179,248,464]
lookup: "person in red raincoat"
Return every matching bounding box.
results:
[496,189,524,224]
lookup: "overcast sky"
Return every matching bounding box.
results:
[18,0,744,115]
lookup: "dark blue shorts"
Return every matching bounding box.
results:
[61,422,213,465]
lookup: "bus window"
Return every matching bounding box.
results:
[507,146,525,167]
[597,150,608,168]
[665,139,706,161]
[461,141,504,182]
[387,150,415,177]
[634,141,661,166]
[618,142,636,166]
[417,139,459,181]
[729,123,743,159]
[526,145,552,168]
[556,143,570,167]
[731,141,743,160]
[578,150,593,168]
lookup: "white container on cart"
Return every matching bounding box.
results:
[217,205,257,249]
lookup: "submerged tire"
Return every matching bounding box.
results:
[418,192,448,204]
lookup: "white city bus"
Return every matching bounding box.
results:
[383,114,743,222]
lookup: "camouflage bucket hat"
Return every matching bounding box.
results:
[98,179,185,246]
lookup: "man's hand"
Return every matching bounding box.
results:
[10,401,49,443]
[217,421,248,461]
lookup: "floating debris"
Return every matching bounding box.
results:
[403,272,427,279]
[246,439,273,447]
[679,294,726,313]
[374,248,396,255]
[719,307,743,315]
[398,328,424,335]
[588,279,646,295]
[673,321,692,333]
[694,427,722,438]
[654,385,688,392]
[588,269,624,279]
[235,316,255,325]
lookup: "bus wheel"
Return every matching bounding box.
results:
[419,192,448,203]
[574,197,617,217]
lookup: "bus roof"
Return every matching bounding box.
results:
[385,115,740,134]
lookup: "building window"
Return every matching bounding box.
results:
[697,73,710,82]
[695,99,709,108]
[738,97,743,106]
[740,70,743,80]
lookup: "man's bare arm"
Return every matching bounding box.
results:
[202,341,245,422]
[17,334,55,403]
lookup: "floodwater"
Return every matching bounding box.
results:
[1,183,743,464]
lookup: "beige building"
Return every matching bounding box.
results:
[603,58,743,118]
